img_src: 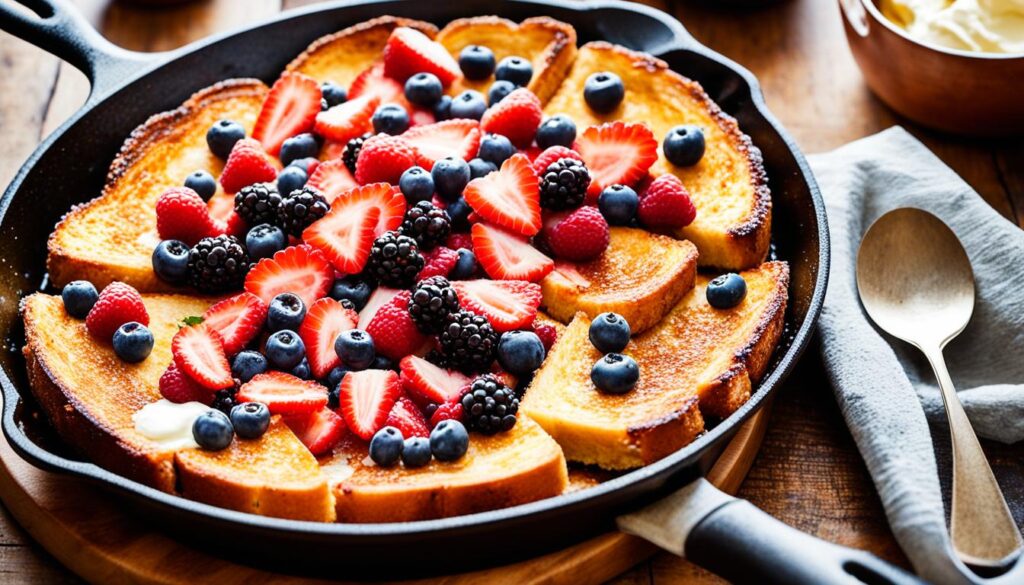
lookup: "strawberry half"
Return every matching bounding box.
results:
[574,121,658,191]
[418,246,459,280]
[299,298,359,379]
[237,372,329,416]
[172,323,233,390]
[314,94,379,144]
[382,27,461,86]
[285,407,347,456]
[463,153,540,236]
[480,88,543,148]
[399,355,472,406]
[471,222,554,282]
[349,62,410,109]
[244,244,334,308]
[402,119,482,169]
[384,397,430,438]
[302,183,405,273]
[201,292,268,355]
[252,72,322,156]
[337,369,402,440]
[306,158,358,203]
[451,280,542,332]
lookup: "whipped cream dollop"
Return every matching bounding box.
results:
[132,399,212,450]
[879,0,1024,54]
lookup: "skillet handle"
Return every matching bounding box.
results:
[0,0,155,101]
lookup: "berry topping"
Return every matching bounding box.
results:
[61,280,98,319]
[220,138,278,194]
[265,329,306,370]
[442,196,473,231]
[202,292,268,355]
[496,330,545,376]
[431,156,471,202]
[398,355,473,407]
[408,276,461,334]
[244,244,334,308]
[334,329,376,370]
[329,275,373,311]
[355,134,419,185]
[480,88,542,148]
[156,187,218,246]
[230,402,271,440]
[277,186,330,237]
[349,62,409,108]
[418,245,459,280]
[113,322,154,363]
[251,72,321,156]
[172,322,233,390]
[451,279,541,333]
[533,321,558,352]
[433,95,452,121]
[405,72,444,107]
[299,298,358,379]
[288,407,346,455]
[430,419,469,461]
[338,369,402,440]
[575,121,658,192]
[449,247,478,280]
[184,170,217,201]
[357,287,400,330]
[487,80,516,106]
[463,153,541,236]
[369,426,404,466]
[400,200,451,250]
[403,119,482,170]
[302,183,404,274]
[446,232,474,252]
[536,114,577,149]
[365,290,430,361]
[159,362,212,404]
[402,436,432,467]
[266,292,307,333]
[583,71,625,113]
[234,182,283,227]
[85,282,149,341]
[193,410,234,451]
[276,165,308,198]
[152,240,191,286]
[306,159,359,203]
[382,27,461,86]
[231,350,268,384]
[545,206,610,262]
[706,273,747,309]
[206,119,246,160]
[538,157,591,211]
[591,353,639,394]
[372,103,411,135]
[448,90,487,120]
[187,235,250,293]
[384,397,430,438]
[320,81,347,108]
[476,133,515,165]
[494,56,533,86]
[341,131,373,175]
[531,145,583,177]
[470,222,553,282]
[637,174,697,230]
[461,374,519,434]
[398,166,434,204]
[314,94,379,144]
[428,401,464,429]
[278,133,320,167]
[366,231,424,288]
[237,371,328,416]
[439,310,499,374]
[589,312,631,353]
[458,45,496,80]
[663,124,706,167]
[597,184,640,226]
[245,223,287,261]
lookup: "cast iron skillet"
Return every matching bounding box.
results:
[0,0,915,582]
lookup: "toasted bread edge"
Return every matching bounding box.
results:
[285,15,439,75]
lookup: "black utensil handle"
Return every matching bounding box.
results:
[686,499,924,585]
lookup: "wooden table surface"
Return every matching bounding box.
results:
[1,0,1021,583]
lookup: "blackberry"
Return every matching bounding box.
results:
[425,348,450,369]
[212,387,237,415]
[342,132,374,174]
[277,186,329,237]
[408,276,460,334]
[234,183,283,226]
[399,201,451,251]
[460,374,519,434]
[440,310,498,374]
[187,235,249,293]
[539,158,591,210]
[366,231,424,288]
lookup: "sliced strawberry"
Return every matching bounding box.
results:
[337,369,402,440]
[237,372,329,416]
[575,121,658,191]
[409,106,436,127]
[306,159,358,203]
[402,119,482,169]
[382,27,461,86]
[252,72,321,156]
[471,222,554,282]
[299,298,359,379]
[365,291,431,361]
[451,280,542,332]
[314,93,379,144]
[302,182,405,273]
[399,355,472,406]
[244,244,334,308]
[463,153,540,236]
[418,246,459,280]
[172,323,233,390]
[429,402,464,428]
[384,397,430,438]
[348,62,409,109]
[357,287,400,330]
[285,407,347,456]
[320,140,346,162]
[201,292,268,355]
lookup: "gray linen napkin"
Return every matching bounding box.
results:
[809,127,1024,585]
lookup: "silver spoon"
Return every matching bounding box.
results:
[857,207,1022,568]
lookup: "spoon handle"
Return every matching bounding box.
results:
[921,344,1023,567]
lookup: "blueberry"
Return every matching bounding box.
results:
[487,80,516,106]
[430,419,469,462]
[459,45,496,80]
[334,329,375,370]
[232,350,267,383]
[401,436,432,467]
[267,292,306,332]
[449,248,477,280]
[468,157,497,179]
[291,357,312,380]
[279,133,320,166]
[706,273,747,309]
[372,103,410,135]
[371,355,395,371]
[591,353,639,394]
[663,125,706,167]
[477,133,515,165]
[112,322,154,362]
[496,330,546,375]
[536,114,577,149]
[206,119,246,159]
[230,402,271,439]
[494,56,533,87]
[245,224,287,261]
[184,170,217,201]
[152,240,191,285]
[399,166,435,204]
[597,184,639,226]
[321,81,347,108]
[583,71,625,114]
[369,426,404,467]
[404,72,443,107]
[277,165,308,196]
[288,157,319,174]
[329,276,373,311]
[449,90,487,121]
[324,365,349,391]
[589,312,631,353]
[433,94,452,121]
[445,197,472,231]
[193,410,234,450]
[431,157,471,201]
[264,330,305,370]
[327,384,342,409]
[61,280,98,319]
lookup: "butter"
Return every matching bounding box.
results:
[879,0,1024,54]
[133,399,212,450]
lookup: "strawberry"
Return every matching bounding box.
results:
[365,290,430,361]
[206,192,234,223]
[418,246,459,280]
[355,134,419,185]
[522,144,543,163]
[244,244,334,308]
[545,206,610,262]
[357,287,400,330]
[306,158,358,203]
[471,222,554,282]
[574,121,658,193]
[302,183,405,273]
[409,107,436,127]
[172,322,233,390]
[220,138,278,194]
[451,280,542,332]
[85,282,149,341]
[201,292,268,356]
[480,88,543,148]
[237,371,329,416]
[299,298,358,379]
[446,232,473,251]
[320,140,346,162]
[382,27,461,86]
[337,369,402,440]
[159,362,213,404]
[399,355,472,406]
[402,119,482,169]
[429,401,464,428]
[463,153,540,236]
[531,145,584,176]
[285,407,347,456]
[533,321,558,352]
[349,62,410,110]
[637,174,697,230]
[314,94,379,144]
[221,210,248,238]
[155,187,218,246]
[252,72,321,156]
[384,397,431,438]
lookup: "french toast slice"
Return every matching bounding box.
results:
[522,261,788,470]
[544,43,772,271]
[46,79,268,293]
[539,227,698,334]
[436,16,577,104]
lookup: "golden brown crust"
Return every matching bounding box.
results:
[627,397,704,465]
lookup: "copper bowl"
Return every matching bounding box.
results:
[839,0,1024,136]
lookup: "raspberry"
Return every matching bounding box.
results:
[531,145,583,177]
[480,88,543,148]
[159,362,212,404]
[384,397,430,438]
[156,187,218,246]
[418,246,459,280]
[637,174,697,230]
[365,290,429,361]
[354,134,419,185]
[429,401,464,428]
[85,282,149,341]
[445,232,473,251]
[546,206,610,262]
[533,321,558,352]
[219,138,278,194]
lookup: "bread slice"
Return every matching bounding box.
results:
[544,43,771,271]
[323,415,567,522]
[46,79,268,293]
[436,16,577,105]
[539,227,698,334]
[522,261,788,470]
